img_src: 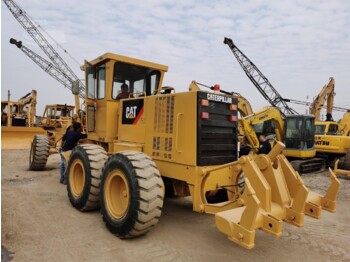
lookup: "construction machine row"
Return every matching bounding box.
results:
[28,52,341,249]
[3,0,347,250]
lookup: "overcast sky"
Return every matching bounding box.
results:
[1,0,349,120]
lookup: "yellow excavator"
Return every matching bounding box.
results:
[308,78,350,169]
[223,37,324,173]
[58,51,340,250]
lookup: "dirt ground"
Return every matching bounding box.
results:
[1,149,350,262]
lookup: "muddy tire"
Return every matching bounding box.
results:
[67,144,107,211]
[100,151,164,238]
[29,135,49,171]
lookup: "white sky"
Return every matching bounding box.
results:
[1,0,350,120]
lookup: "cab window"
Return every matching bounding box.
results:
[315,124,326,134]
[285,118,302,139]
[86,65,96,99]
[327,124,338,135]
[97,64,106,99]
[112,62,160,99]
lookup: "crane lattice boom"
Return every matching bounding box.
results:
[3,0,85,97]
[10,39,84,99]
[224,37,298,117]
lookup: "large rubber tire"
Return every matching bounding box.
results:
[29,135,49,171]
[67,144,107,211]
[100,151,164,238]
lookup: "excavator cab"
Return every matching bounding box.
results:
[284,115,315,158]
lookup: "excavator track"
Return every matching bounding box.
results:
[290,158,325,174]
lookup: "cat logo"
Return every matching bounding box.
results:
[126,106,137,119]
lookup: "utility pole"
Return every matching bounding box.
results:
[8,90,11,101]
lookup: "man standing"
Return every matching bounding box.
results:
[60,122,87,184]
[257,134,272,154]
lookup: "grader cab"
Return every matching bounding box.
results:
[63,53,340,249]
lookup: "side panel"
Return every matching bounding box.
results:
[144,92,197,166]
[117,98,146,144]
[88,100,120,143]
[315,135,350,154]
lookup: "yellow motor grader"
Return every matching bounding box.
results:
[1,90,46,149]
[61,52,340,249]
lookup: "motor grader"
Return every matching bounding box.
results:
[1,89,46,149]
[60,52,340,249]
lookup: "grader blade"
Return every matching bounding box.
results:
[1,126,46,149]
[215,141,340,249]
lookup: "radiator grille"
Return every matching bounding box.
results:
[152,96,175,159]
[197,92,238,166]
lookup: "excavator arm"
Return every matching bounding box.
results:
[17,90,37,127]
[309,77,335,121]
[233,93,254,117]
[240,107,285,151]
[338,111,350,136]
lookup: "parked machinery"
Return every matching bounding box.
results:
[223,37,324,172]
[4,0,84,169]
[307,78,350,169]
[1,90,46,149]
[62,52,340,249]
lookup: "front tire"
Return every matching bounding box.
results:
[29,135,49,171]
[67,144,107,211]
[100,151,164,238]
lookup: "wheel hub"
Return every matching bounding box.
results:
[105,169,130,219]
[69,159,85,198]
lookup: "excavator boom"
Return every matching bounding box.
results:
[309,77,335,121]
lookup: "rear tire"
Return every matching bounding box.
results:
[29,135,49,171]
[100,151,164,238]
[67,144,107,211]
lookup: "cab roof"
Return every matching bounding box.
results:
[45,104,75,109]
[81,53,168,72]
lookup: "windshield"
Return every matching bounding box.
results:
[112,62,160,99]
[285,118,303,139]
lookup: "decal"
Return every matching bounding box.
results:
[122,99,144,125]
[315,140,330,146]
[206,93,232,104]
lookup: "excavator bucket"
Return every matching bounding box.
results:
[1,126,46,149]
[215,141,340,249]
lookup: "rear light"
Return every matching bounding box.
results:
[201,99,209,106]
[229,115,237,122]
[201,112,209,119]
[229,104,237,111]
[213,84,220,93]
